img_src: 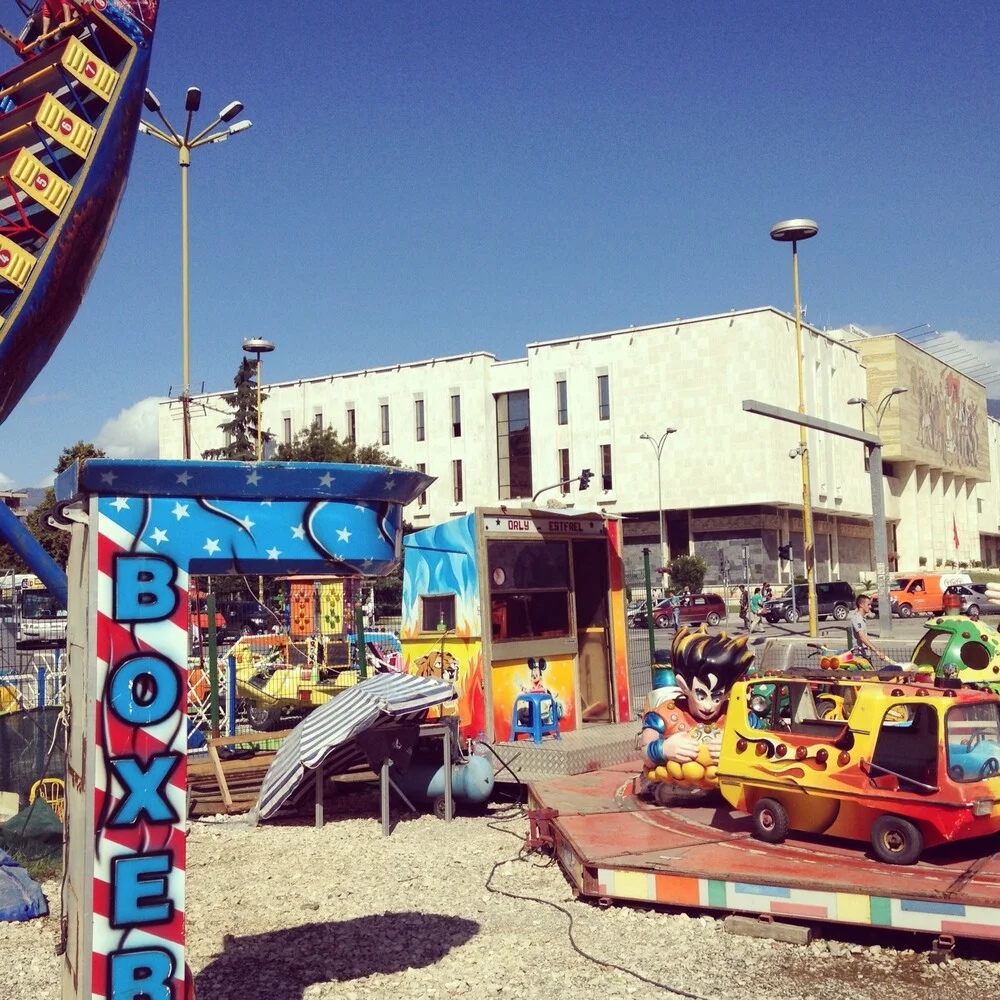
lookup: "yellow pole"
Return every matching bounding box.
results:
[792,241,818,637]
[179,145,191,459]
[255,355,263,461]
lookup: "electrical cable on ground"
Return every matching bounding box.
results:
[482,815,715,999]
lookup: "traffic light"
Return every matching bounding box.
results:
[778,543,793,562]
[579,468,593,491]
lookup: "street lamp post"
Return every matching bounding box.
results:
[640,428,677,586]
[242,338,275,460]
[848,387,908,638]
[771,218,819,636]
[140,88,253,459]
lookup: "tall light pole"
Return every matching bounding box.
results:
[242,337,275,460]
[848,387,908,638]
[771,218,819,636]
[140,88,253,459]
[640,427,677,586]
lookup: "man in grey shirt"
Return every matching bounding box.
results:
[848,593,883,663]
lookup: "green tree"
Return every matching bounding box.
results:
[203,358,271,461]
[0,441,106,571]
[667,554,708,593]
[275,424,399,466]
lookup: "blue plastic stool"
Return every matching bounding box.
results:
[510,692,561,744]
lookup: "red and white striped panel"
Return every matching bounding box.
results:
[92,510,189,998]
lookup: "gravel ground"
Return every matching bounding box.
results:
[2,789,999,1000]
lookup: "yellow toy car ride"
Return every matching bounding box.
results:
[716,671,1000,865]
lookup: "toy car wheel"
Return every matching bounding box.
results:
[706,612,721,626]
[246,703,283,731]
[752,797,789,843]
[968,604,981,618]
[432,795,449,820]
[897,603,913,619]
[784,608,799,624]
[832,604,849,621]
[979,757,999,779]
[871,814,923,865]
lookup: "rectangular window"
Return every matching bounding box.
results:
[978,498,984,514]
[496,390,532,499]
[451,394,462,437]
[380,403,390,446]
[312,410,323,431]
[421,593,456,633]
[345,407,356,443]
[597,374,610,420]
[488,539,571,641]
[282,417,292,446]
[600,443,612,490]
[416,462,427,507]
[452,459,463,503]
[556,379,568,425]
[414,398,425,442]
[558,448,570,492]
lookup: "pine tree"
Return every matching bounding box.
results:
[202,358,271,460]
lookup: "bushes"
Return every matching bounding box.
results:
[665,555,707,593]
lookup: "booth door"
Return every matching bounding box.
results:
[573,539,611,723]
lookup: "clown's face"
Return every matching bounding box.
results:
[683,672,728,722]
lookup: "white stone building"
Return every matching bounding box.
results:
[159,306,1000,585]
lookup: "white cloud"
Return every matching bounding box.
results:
[916,330,1000,394]
[0,471,15,488]
[94,396,166,460]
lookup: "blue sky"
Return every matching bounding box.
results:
[0,0,996,488]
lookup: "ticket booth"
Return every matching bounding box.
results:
[400,507,631,742]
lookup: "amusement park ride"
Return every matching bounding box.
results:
[1,6,1000,998]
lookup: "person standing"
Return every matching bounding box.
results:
[847,594,883,664]
[669,590,681,630]
[738,584,749,631]
[748,587,765,633]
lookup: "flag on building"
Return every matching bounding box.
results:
[953,514,960,551]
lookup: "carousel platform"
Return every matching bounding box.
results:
[527,762,1000,943]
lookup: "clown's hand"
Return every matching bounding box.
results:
[655,732,700,764]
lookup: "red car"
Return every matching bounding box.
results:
[647,593,726,628]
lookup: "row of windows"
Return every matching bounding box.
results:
[556,373,610,425]
[280,397,461,448]
[415,460,463,506]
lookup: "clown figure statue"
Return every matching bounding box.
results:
[639,625,755,802]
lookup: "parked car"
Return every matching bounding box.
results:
[646,593,726,628]
[763,581,854,624]
[944,584,1000,618]
[626,599,647,627]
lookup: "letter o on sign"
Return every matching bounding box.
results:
[108,655,180,727]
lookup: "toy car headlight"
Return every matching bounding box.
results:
[972,798,994,817]
[749,694,769,714]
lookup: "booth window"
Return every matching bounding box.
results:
[421,593,456,633]
[488,539,571,641]
[496,389,532,499]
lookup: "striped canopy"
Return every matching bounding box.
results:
[250,673,456,822]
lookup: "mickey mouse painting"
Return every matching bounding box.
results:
[518,656,565,725]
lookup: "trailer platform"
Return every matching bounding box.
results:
[528,761,1000,942]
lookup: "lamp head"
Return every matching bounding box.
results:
[137,121,151,135]
[185,87,202,113]
[666,426,677,434]
[847,397,867,406]
[227,119,253,135]
[770,218,819,243]
[242,337,275,355]
[639,433,650,441]
[143,89,160,113]
[219,101,244,123]
[889,386,908,396]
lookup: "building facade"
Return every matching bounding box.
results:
[159,307,1000,586]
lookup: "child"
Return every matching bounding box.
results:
[38,1,72,47]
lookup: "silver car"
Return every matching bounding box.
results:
[944,584,1000,617]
